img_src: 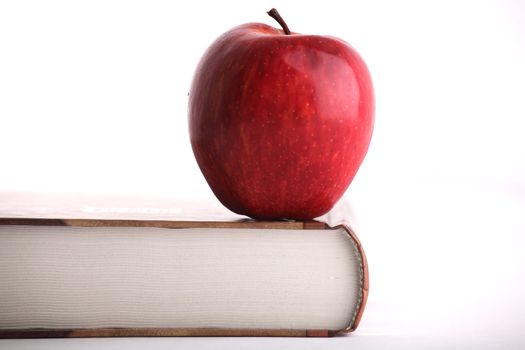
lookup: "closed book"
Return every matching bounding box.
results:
[0,192,369,338]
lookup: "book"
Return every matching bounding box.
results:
[0,192,369,338]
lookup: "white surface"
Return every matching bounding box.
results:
[1,0,524,349]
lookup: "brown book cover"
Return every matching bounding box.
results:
[0,192,369,338]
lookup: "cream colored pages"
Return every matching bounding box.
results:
[0,226,360,330]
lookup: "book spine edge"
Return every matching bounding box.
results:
[327,222,370,335]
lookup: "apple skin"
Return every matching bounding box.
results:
[189,23,374,220]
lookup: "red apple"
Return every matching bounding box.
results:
[189,9,374,220]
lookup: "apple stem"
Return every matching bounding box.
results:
[267,8,291,35]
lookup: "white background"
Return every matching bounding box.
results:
[1,0,524,349]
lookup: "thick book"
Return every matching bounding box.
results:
[0,192,369,338]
